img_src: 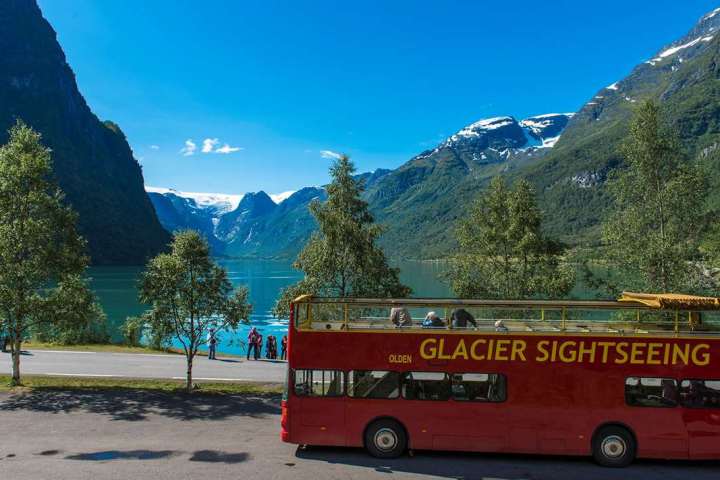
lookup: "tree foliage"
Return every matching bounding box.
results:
[0,121,97,385]
[450,176,574,299]
[274,155,410,317]
[32,275,109,345]
[598,100,708,293]
[139,230,252,392]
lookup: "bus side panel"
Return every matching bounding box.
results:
[685,408,720,459]
[293,396,346,447]
[343,399,508,452]
[582,369,688,460]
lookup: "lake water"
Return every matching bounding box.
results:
[87,259,455,356]
[87,259,597,356]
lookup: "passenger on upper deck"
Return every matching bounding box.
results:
[451,308,477,329]
[494,320,508,332]
[390,307,412,327]
[422,311,445,328]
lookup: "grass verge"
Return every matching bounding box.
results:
[0,374,283,395]
[20,341,247,358]
[19,341,181,355]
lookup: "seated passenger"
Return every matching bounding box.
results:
[494,319,508,332]
[390,307,412,327]
[422,311,445,328]
[661,378,678,406]
[451,308,477,329]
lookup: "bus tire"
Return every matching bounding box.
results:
[364,419,407,459]
[592,425,636,467]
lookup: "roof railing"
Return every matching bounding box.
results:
[291,293,720,337]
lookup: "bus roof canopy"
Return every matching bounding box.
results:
[618,292,720,310]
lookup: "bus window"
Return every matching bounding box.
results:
[680,379,720,408]
[293,369,343,397]
[401,372,451,401]
[451,373,506,402]
[347,370,400,399]
[625,377,678,407]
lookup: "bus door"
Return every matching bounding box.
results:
[293,369,346,446]
[680,379,720,459]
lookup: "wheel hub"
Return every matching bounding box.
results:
[601,435,627,458]
[374,428,398,451]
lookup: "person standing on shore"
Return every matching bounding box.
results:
[281,335,288,360]
[247,327,259,360]
[207,328,217,360]
[255,332,263,360]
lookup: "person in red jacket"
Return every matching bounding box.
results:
[281,335,288,360]
[247,327,259,360]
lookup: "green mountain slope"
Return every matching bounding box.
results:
[517,8,720,245]
[365,115,572,258]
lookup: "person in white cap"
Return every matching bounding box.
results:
[494,320,508,332]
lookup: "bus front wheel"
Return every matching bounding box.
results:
[592,425,636,467]
[364,419,407,459]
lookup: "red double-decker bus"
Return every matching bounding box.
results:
[280,293,720,467]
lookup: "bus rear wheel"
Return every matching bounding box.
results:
[592,426,636,467]
[365,419,407,459]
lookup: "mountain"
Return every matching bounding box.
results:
[0,0,169,264]
[364,114,573,258]
[149,7,720,261]
[149,113,571,260]
[145,187,242,252]
[516,7,720,243]
[148,187,326,258]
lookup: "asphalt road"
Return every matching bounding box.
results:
[1,389,719,480]
[0,349,288,383]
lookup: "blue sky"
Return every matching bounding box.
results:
[38,0,720,195]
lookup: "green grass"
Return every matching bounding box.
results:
[0,374,283,395]
[21,341,181,355]
[20,341,246,358]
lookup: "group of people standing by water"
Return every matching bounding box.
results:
[205,327,287,361]
[246,327,287,361]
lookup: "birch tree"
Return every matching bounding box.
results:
[0,121,91,385]
[139,230,252,392]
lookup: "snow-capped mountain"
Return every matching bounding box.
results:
[145,186,244,216]
[146,186,321,257]
[519,113,574,148]
[443,114,573,152]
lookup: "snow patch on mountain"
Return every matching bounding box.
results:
[647,35,714,65]
[448,116,515,142]
[270,191,296,204]
[145,186,243,214]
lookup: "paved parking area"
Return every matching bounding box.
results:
[1,389,719,480]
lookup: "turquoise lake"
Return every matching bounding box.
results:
[87,259,597,356]
[87,259,454,356]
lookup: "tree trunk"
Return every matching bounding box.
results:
[185,355,193,393]
[11,337,21,386]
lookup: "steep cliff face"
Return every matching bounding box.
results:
[0,0,170,264]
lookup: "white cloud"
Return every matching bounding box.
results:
[202,138,220,153]
[181,137,242,156]
[150,145,160,150]
[214,143,243,154]
[180,139,196,156]
[320,150,342,160]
